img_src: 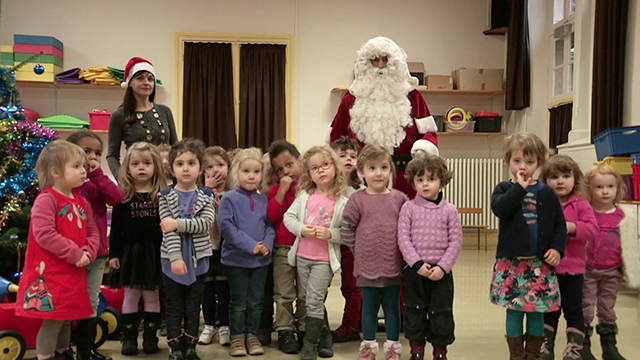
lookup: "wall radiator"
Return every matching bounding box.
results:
[442,158,507,230]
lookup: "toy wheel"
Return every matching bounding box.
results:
[99,306,122,339]
[0,330,26,360]
[92,318,109,349]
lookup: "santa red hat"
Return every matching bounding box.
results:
[121,57,156,89]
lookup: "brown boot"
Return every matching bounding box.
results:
[432,345,447,360]
[506,335,526,360]
[525,333,544,360]
[409,340,425,360]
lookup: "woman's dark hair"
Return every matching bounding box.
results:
[122,70,156,123]
[66,130,103,148]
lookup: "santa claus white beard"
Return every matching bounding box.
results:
[349,68,413,150]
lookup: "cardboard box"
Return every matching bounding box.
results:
[14,34,63,51]
[14,53,63,67]
[15,71,56,82]
[425,75,453,90]
[408,62,425,85]
[452,68,504,90]
[14,62,62,74]
[0,45,13,52]
[13,44,63,59]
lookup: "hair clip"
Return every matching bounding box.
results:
[357,152,366,167]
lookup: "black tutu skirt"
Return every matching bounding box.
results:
[206,250,228,281]
[109,242,162,290]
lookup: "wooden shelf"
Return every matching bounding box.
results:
[437,132,506,136]
[16,81,123,90]
[331,87,505,95]
[483,27,508,35]
[53,129,107,133]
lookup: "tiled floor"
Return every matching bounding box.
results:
[26,248,640,359]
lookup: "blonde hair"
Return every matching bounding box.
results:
[540,154,586,198]
[583,164,626,204]
[355,144,395,188]
[35,140,86,189]
[203,146,232,193]
[297,145,346,198]
[229,147,264,188]
[118,142,167,205]
[503,132,548,166]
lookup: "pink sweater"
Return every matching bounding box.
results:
[397,195,462,273]
[587,207,625,270]
[555,194,598,274]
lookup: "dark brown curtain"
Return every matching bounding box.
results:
[591,0,629,140]
[183,42,236,149]
[549,103,573,149]
[239,44,286,150]
[505,0,530,110]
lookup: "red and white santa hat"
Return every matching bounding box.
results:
[121,57,156,89]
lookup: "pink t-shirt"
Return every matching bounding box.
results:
[586,207,625,270]
[297,192,335,262]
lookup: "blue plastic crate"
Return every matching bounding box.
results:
[632,153,640,164]
[594,126,640,161]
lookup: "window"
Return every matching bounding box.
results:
[550,0,576,100]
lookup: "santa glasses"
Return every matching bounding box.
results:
[309,161,333,174]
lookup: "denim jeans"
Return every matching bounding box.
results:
[227,265,269,340]
[163,274,207,339]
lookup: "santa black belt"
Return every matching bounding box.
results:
[392,154,412,171]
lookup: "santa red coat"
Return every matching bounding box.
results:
[330,90,438,199]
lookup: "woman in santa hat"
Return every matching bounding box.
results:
[107,57,178,179]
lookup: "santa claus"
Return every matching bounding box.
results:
[329,36,438,198]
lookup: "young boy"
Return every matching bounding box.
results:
[329,136,362,343]
[267,139,305,354]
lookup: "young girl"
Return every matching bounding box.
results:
[158,138,215,360]
[16,140,99,360]
[539,155,598,360]
[397,154,462,360]
[68,130,124,360]
[108,142,166,355]
[341,145,408,360]
[284,145,348,360]
[581,164,636,360]
[199,146,233,346]
[490,133,566,360]
[219,147,275,356]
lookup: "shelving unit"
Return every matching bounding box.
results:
[16,81,123,90]
[331,87,505,96]
[437,132,505,136]
[54,129,107,134]
[483,27,508,35]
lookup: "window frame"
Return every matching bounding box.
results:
[549,0,576,103]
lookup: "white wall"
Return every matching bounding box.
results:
[1,0,506,155]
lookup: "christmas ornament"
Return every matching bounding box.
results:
[33,64,45,75]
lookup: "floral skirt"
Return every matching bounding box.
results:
[489,257,561,313]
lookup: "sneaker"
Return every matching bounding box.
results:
[257,328,272,346]
[230,338,247,357]
[160,320,167,337]
[332,325,361,343]
[278,330,300,354]
[246,337,264,355]
[219,326,231,346]
[199,325,218,345]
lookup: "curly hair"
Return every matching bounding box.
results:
[268,139,300,161]
[331,136,363,190]
[404,154,453,187]
[297,145,346,198]
[355,144,395,188]
[584,164,626,204]
[118,142,167,205]
[229,147,264,188]
[540,154,586,198]
[203,146,232,192]
[66,130,103,149]
[169,138,206,170]
[35,140,86,189]
[503,132,548,166]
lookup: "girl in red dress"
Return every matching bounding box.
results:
[15,140,99,360]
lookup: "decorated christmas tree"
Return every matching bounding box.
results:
[0,55,58,279]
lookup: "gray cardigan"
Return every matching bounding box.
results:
[106,104,178,178]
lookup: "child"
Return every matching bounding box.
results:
[397,154,462,360]
[490,132,566,360]
[267,139,306,354]
[15,140,99,360]
[539,155,598,360]
[284,145,348,360]
[341,145,409,360]
[330,136,363,344]
[158,143,174,186]
[158,138,215,360]
[68,130,124,360]
[219,147,275,356]
[199,146,233,346]
[581,164,636,360]
[108,142,166,355]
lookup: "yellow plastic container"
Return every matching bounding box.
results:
[594,156,632,175]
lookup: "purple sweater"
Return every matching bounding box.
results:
[75,168,124,257]
[555,194,598,275]
[397,195,462,273]
[341,189,408,282]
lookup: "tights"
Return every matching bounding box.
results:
[506,309,544,337]
[122,286,161,314]
[36,320,71,359]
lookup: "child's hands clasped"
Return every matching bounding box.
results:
[160,218,179,234]
[75,252,91,267]
[171,259,187,275]
[301,225,331,240]
[417,263,431,277]
[252,242,270,256]
[428,266,445,281]
[544,249,561,267]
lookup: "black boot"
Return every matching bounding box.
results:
[168,335,184,360]
[76,318,113,360]
[183,335,200,360]
[318,315,333,358]
[121,313,140,356]
[597,324,626,360]
[142,312,160,354]
[301,317,324,360]
[581,326,597,360]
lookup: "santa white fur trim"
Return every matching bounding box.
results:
[415,116,438,134]
[620,206,640,289]
[411,139,439,157]
[121,62,156,89]
[325,126,332,144]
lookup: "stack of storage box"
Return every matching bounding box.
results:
[594,126,640,200]
[632,154,640,201]
[1,45,13,66]
[13,34,63,82]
